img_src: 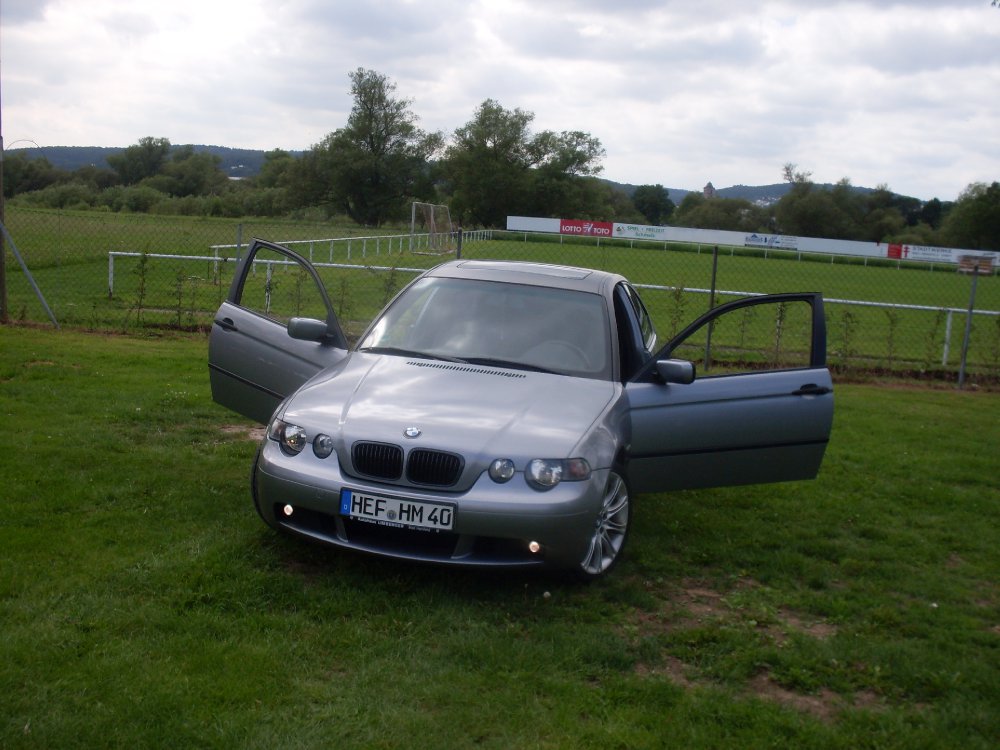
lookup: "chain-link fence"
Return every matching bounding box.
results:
[3,206,998,384]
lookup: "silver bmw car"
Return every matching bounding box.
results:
[209,239,833,579]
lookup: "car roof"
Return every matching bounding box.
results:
[426,259,624,295]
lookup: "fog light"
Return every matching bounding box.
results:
[528,541,541,554]
[313,433,335,459]
[283,504,294,517]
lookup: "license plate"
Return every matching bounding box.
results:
[339,489,454,532]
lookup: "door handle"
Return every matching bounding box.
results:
[214,317,238,332]
[793,383,831,396]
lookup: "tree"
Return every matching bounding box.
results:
[782,162,812,185]
[255,149,297,189]
[442,99,605,226]
[776,186,859,239]
[914,197,945,229]
[107,137,171,185]
[774,169,863,239]
[143,146,228,197]
[442,100,538,226]
[632,184,675,225]
[300,69,442,225]
[529,132,607,219]
[675,196,767,232]
[858,184,905,241]
[940,181,1000,250]
[2,153,65,197]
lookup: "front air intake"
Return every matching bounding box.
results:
[406,449,464,487]
[352,442,403,480]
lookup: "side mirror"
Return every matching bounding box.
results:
[287,317,330,342]
[656,358,696,385]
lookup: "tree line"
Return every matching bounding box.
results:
[3,68,998,250]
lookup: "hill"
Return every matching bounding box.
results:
[613,181,879,207]
[7,144,303,179]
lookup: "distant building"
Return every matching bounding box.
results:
[703,182,717,199]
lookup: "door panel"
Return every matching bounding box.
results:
[209,240,348,424]
[626,368,833,492]
[625,293,833,493]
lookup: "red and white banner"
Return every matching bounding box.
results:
[560,219,613,237]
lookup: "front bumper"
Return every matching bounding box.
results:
[253,438,607,570]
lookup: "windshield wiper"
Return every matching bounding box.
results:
[462,357,557,374]
[357,346,467,363]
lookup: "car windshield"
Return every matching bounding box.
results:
[358,277,612,379]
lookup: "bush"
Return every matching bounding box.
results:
[11,181,96,210]
[121,185,168,213]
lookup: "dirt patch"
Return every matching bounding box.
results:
[674,583,730,620]
[635,577,837,640]
[221,424,266,442]
[629,577,861,719]
[635,656,695,687]
[748,672,843,722]
[777,608,837,641]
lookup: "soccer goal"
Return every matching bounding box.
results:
[410,201,456,255]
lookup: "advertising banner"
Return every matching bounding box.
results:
[507,216,560,233]
[613,223,673,241]
[507,215,994,267]
[899,244,963,263]
[744,233,799,250]
[560,219,613,237]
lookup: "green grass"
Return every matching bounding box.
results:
[1,325,998,748]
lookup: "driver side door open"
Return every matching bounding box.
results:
[625,293,834,493]
[209,239,349,424]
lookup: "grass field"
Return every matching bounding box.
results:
[1,325,998,748]
[3,207,999,377]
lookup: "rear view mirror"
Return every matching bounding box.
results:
[287,317,330,342]
[656,358,695,384]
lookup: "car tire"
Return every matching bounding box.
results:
[576,470,631,580]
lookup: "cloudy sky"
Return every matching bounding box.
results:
[3,0,999,201]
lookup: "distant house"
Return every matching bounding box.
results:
[703,182,717,199]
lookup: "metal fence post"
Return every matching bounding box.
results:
[703,246,719,371]
[942,310,953,365]
[957,266,980,388]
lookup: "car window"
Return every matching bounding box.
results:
[360,277,612,379]
[667,297,816,376]
[235,245,331,324]
[624,283,657,351]
[614,285,645,381]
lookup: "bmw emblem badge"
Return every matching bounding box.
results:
[403,427,422,439]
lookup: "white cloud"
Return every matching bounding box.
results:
[3,0,999,200]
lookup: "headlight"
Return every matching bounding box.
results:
[489,458,515,483]
[526,458,591,490]
[268,419,307,456]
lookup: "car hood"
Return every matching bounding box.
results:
[282,352,617,476]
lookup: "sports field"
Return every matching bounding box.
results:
[4,207,998,377]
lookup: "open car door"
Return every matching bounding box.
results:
[625,293,834,493]
[209,239,349,424]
